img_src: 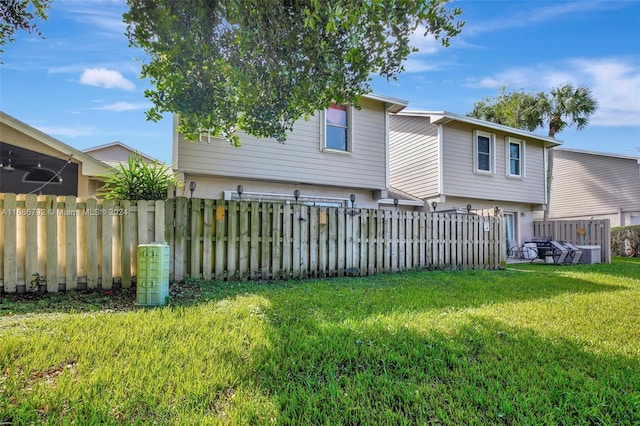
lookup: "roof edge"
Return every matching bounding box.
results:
[84,141,159,163]
[0,111,110,176]
[556,147,640,162]
[396,110,562,146]
[363,93,408,113]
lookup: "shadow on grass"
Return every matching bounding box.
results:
[190,267,631,325]
[1,261,638,424]
[2,258,633,318]
[247,307,640,425]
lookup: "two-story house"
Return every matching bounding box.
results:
[544,148,640,227]
[389,111,561,244]
[173,94,423,210]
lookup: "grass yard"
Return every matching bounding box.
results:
[1,258,639,425]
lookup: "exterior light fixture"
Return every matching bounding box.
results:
[431,201,437,212]
[393,198,399,210]
[189,181,196,198]
[350,194,356,208]
[237,184,244,201]
[466,204,472,214]
[294,189,300,202]
[494,206,501,216]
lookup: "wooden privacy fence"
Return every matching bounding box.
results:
[166,198,505,282]
[533,219,611,263]
[0,194,505,293]
[0,193,164,293]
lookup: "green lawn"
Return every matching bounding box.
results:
[1,258,639,425]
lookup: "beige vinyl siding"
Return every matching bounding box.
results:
[87,145,134,163]
[389,115,439,199]
[441,122,546,204]
[549,150,640,219]
[177,98,387,190]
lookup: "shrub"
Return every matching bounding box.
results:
[611,224,640,257]
[98,154,179,201]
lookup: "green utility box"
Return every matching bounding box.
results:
[136,243,170,306]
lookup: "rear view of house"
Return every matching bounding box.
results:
[389,111,561,245]
[546,148,640,226]
[172,94,420,209]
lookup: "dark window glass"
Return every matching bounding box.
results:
[326,104,348,151]
[510,142,521,175]
[477,135,491,171]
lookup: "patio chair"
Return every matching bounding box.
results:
[562,242,583,264]
[507,239,526,259]
[523,242,541,263]
[549,240,569,264]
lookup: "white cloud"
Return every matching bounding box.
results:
[464,1,625,37]
[464,57,640,127]
[402,58,442,73]
[58,0,127,35]
[96,101,150,112]
[79,68,135,90]
[37,126,94,138]
[410,26,441,55]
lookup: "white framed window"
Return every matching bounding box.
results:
[506,137,525,178]
[473,130,495,174]
[322,103,353,153]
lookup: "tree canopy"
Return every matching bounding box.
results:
[124,0,464,146]
[0,0,51,61]
[468,84,597,138]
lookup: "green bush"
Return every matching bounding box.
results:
[611,224,640,257]
[98,154,179,201]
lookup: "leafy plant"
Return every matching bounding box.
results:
[98,153,179,201]
[123,0,464,145]
[611,224,640,257]
[0,0,51,61]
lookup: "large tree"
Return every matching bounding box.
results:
[0,0,51,60]
[468,84,597,138]
[124,0,463,146]
[468,83,598,219]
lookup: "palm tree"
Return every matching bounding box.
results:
[541,84,597,219]
[543,84,597,138]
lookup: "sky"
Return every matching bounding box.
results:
[1,0,639,164]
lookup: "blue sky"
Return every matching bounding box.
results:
[1,0,639,164]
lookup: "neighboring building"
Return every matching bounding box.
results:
[0,111,109,196]
[544,148,640,227]
[84,141,158,169]
[173,94,422,210]
[389,111,561,244]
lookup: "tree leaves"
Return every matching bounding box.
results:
[0,0,51,61]
[467,84,597,138]
[124,0,463,145]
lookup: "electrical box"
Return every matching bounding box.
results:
[136,243,170,306]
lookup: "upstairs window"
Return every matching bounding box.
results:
[508,138,524,177]
[473,130,494,174]
[324,104,351,152]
